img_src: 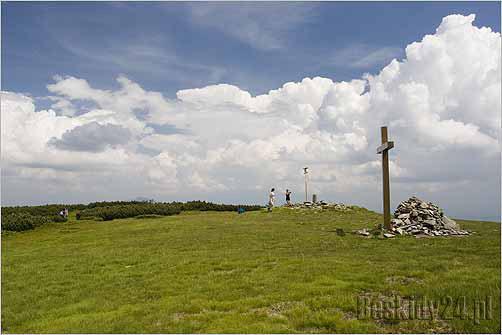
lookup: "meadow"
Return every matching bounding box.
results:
[1,206,500,333]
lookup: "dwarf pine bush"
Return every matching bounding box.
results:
[77,201,262,221]
[1,201,263,230]
[78,203,182,221]
[1,213,52,232]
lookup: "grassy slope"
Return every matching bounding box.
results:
[1,207,500,333]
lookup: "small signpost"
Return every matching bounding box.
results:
[376,126,394,230]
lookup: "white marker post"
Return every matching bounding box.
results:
[303,167,309,203]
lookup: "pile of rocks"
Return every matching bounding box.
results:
[288,201,351,211]
[390,196,470,237]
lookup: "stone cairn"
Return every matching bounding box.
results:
[389,196,470,237]
[288,201,351,211]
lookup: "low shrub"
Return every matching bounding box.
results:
[1,213,51,232]
[2,201,263,230]
[51,215,68,223]
[2,204,85,217]
[2,208,68,232]
[77,201,262,221]
[78,203,182,221]
[86,200,151,209]
[176,201,262,212]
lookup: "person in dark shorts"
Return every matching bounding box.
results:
[285,189,292,206]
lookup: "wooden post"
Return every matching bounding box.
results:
[377,126,394,230]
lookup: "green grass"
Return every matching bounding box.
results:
[2,207,500,333]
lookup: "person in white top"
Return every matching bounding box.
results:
[268,188,275,212]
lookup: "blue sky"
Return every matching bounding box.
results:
[1,2,501,220]
[2,1,500,99]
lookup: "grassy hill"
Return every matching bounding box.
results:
[1,207,500,333]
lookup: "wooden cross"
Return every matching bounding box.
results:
[376,126,394,230]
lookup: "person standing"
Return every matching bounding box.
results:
[285,189,292,206]
[268,188,275,212]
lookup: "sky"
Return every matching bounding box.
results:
[1,1,501,221]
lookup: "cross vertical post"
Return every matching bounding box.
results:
[376,126,394,230]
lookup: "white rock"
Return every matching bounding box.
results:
[442,216,459,230]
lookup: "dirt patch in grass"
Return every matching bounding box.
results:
[267,301,297,317]
[249,301,303,319]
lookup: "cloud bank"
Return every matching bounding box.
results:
[1,14,500,220]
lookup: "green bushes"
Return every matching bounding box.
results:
[86,201,151,209]
[78,203,182,221]
[1,213,52,232]
[176,201,262,212]
[1,205,69,232]
[1,200,263,231]
[77,201,262,221]
[51,215,68,223]
[2,204,84,217]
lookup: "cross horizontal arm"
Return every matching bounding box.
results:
[376,141,394,154]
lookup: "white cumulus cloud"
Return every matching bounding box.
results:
[1,14,500,220]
